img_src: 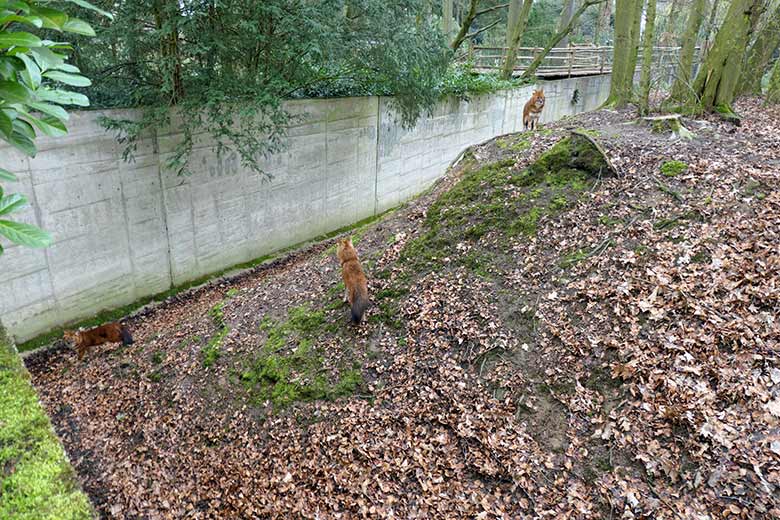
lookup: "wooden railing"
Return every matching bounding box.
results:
[466,45,701,78]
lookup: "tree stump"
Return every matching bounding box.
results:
[642,114,695,140]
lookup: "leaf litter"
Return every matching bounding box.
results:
[25,97,780,519]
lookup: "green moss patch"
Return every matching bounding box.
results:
[0,326,92,519]
[239,304,363,407]
[660,160,688,177]
[401,136,609,275]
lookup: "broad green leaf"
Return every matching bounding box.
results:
[0,168,18,182]
[62,18,95,36]
[53,63,80,73]
[0,57,17,79]
[0,14,43,28]
[22,111,67,137]
[0,109,12,138]
[1,2,32,14]
[0,80,31,103]
[43,41,73,50]
[0,218,52,248]
[17,53,41,89]
[43,70,91,87]
[0,193,27,216]
[6,130,35,156]
[0,242,3,256]
[12,118,35,139]
[29,6,68,30]
[29,101,69,121]
[64,0,113,20]
[36,88,89,106]
[30,46,64,69]
[0,31,42,49]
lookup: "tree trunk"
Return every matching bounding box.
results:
[556,0,577,47]
[627,0,644,78]
[506,0,522,48]
[668,0,707,103]
[766,57,780,103]
[442,0,453,38]
[691,0,763,113]
[607,0,641,106]
[593,0,612,45]
[740,7,780,94]
[701,0,723,50]
[661,0,683,45]
[501,0,535,78]
[520,0,606,80]
[153,0,184,104]
[639,0,657,114]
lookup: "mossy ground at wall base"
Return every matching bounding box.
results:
[0,326,93,519]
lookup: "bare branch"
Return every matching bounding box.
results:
[475,3,510,17]
[464,19,501,40]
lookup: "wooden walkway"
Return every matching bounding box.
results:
[466,45,698,79]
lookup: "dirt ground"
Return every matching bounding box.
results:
[26,98,779,519]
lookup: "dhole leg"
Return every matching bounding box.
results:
[343,286,349,303]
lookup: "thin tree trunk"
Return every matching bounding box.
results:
[506,0,522,48]
[661,0,683,45]
[442,0,453,36]
[741,7,780,94]
[607,0,641,106]
[766,57,780,102]
[556,0,577,47]
[639,0,657,114]
[627,0,644,80]
[668,0,707,103]
[501,0,535,78]
[691,0,763,113]
[593,0,612,45]
[153,0,184,104]
[520,0,606,80]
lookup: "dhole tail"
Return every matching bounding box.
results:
[120,325,134,345]
[350,289,369,325]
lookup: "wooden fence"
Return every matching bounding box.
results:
[467,45,701,79]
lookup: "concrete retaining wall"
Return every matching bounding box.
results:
[0,74,610,341]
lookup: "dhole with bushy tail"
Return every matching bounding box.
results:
[63,322,133,360]
[336,237,369,325]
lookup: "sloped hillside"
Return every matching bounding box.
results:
[26,99,779,518]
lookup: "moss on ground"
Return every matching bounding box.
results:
[240,304,363,407]
[0,325,93,519]
[660,160,688,177]
[401,136,608,276]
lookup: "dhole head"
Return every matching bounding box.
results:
[62,329,79,345]
[336,237,355,261]
[533,89,545,108]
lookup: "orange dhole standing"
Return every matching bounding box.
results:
[336,237,369,325]
[523,88,546,131]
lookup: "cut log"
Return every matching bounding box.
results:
[570,130,619,177]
